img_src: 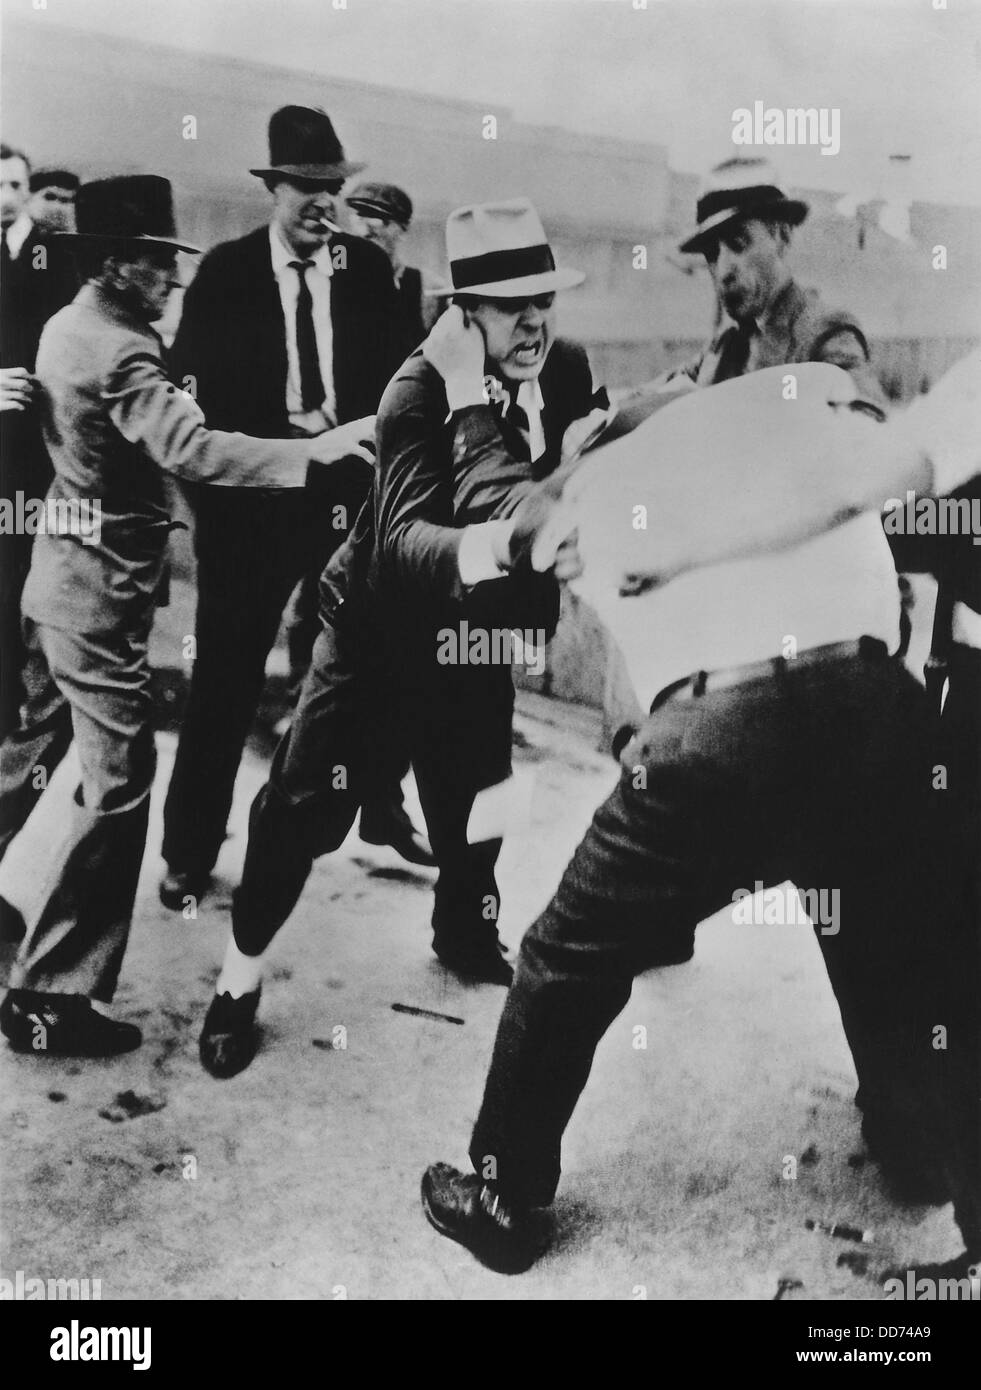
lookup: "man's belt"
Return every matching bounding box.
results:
[666,636,891,706]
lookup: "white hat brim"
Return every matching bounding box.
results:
[426,266,584,298]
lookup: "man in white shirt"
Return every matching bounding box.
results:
[421,350,981,1282]
[157,106,420,908]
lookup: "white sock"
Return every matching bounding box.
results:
[216,938,265,999]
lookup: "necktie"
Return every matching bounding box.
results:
[502,387,531,459]
[290,260,326,412]
[718,320,759,381]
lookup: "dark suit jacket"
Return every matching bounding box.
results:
[170,225,402,440]
[1,225,78,502]
[323,338,598,665]
[1,224,78,372]
[394,264,425,356]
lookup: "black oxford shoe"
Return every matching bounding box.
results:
[0,990,142,1057]
[199,988,262,1079]
[421,1163,547,1274]
[433,942,514,987]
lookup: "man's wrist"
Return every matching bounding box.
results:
[458,519,516,585]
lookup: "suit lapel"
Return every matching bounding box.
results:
[248,228,290,427]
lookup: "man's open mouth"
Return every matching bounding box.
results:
[513,340,543,366]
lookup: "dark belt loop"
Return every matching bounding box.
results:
[691,669,708,698]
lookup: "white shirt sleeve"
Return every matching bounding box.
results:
[457,520,515,585]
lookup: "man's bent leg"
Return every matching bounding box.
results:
[201,615,375,1078]
[3,623,154,1006]
[0,621,74,864]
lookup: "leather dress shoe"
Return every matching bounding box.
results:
[0,990,142,1057]
[434,941,514,986]
[199,988,261,1078]
[421,1163,547,1274]
[159,868,212,911]
[359,801,436,868]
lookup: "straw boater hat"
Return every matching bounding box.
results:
[55,175,199,254]
[249,105,365,184]
[679,158,808,256]
[432,198,584,298]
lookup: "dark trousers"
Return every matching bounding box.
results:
[469,650,980,1245]
[232,610,512,957]
[0,620,155,1001]
[0,534,35,744]
[162,487,348,876]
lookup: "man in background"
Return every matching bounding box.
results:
[27,168,79,236]
[346,180,432,350]
[1,144,78,740]
[159,105,423,910]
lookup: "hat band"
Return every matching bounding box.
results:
[451,243,556,290]
[695,184,788,227]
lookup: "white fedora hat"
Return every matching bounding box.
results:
[679,157,808,256]
[431,198,584,298]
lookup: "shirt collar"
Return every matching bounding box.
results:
[516,379,545,417]
[269,222,334,278]
[5,213,33,260]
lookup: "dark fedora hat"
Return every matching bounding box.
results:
[679,158,808,256]
[250,105,365,183]
[56,174,199,253]
[345,181,413,227]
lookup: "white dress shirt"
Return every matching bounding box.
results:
[457,379,546,584]
[567,363,903,710]
[269,224,336,435]
[5,213,33,261]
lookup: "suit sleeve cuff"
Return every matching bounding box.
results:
[445,378,491,412]
[458,521,514,585]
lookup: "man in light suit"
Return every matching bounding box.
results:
[159,106,428,911]
[0,175,371,1058]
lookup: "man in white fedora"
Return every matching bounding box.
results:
[194,198,608,1077]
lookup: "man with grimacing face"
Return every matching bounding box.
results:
[198,198,611,1079]
[466,292,556,379]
